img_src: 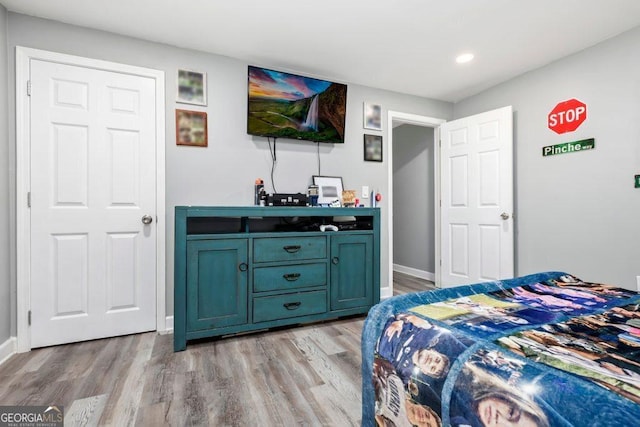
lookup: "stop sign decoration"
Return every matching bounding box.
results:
[548,98,587,134]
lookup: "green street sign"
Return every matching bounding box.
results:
[542,138,595,157]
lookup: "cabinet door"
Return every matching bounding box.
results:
[186,239,248,331]
[330,234,374,310]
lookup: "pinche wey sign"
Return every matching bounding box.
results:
[542,138,594,157]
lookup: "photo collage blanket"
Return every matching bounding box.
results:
[365,272,640,427]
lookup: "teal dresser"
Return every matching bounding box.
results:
[174,206,380,351]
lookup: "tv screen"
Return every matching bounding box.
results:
[247,66,347,143]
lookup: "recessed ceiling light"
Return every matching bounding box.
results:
[456,53,474,64]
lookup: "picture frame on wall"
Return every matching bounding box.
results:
[176,109,208,147]
[363,102,382,130]
[364,134,383,162]
[177,69,207,106]
[312,175,344,206]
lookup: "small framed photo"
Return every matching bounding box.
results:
[312,175,344,206]
[176,109,208,147]
[363,102,382,130]
[364,134,383,162]
[177,69,207,106]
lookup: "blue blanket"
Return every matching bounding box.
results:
[361,272,640,426]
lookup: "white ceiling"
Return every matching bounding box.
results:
[3,0,640,102]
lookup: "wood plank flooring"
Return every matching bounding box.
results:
[0,273,434,426]
[393,271,436,295]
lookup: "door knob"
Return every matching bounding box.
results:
[141,215,153,224]
[500,212,510,220]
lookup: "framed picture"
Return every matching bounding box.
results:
[176,109,208,147]
[177,69,207,106]
[312,175,344,206]
[363,102,382,130]
[364,134,383,162]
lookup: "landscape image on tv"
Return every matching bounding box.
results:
[247,66,347,143]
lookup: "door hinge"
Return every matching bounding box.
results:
[28,310,31,326]
[27,192,31,208]
[27,80,31,97]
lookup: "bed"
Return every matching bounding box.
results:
[361,271,640,426]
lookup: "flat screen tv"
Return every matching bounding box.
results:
[247,66,347,143]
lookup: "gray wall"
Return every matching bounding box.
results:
[392,124,435,273]
[3,12,453,333]
[454,26,640,290]
[0,5,10,344]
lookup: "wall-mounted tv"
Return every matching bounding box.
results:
[247,66,347,143]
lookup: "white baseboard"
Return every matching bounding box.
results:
[0,337,16,365]
[380,286,393,300]
[162,316,174,334]
[393,264,435,282]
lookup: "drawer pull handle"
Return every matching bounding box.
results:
[283,302,302,310]
[238,262,248,272]
[283,245,301,253]
[283,273,301,281]
[332,257,339,265]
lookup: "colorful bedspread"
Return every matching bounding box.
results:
[361,272,640,427]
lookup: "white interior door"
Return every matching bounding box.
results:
[29,59,157,348]
[439,106,513,288]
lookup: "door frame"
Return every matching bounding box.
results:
[386,111,445,298]
[15,47,166,352]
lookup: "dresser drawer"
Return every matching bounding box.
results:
[253,236,326,263]
[253,291,327,323]
[254,263,327,293]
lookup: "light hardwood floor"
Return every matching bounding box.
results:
[0,273,434,426]
[393,271,435,295]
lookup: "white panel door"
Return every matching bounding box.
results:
[30,59,157,347]
[440,106,513,287]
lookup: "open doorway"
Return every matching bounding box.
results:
[386,108,513,296]
[386,111,445,297]
[392,124,436,290]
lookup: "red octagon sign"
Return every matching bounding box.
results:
[548,98,587,134]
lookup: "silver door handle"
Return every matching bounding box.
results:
[500,212,510,220]
[142,215,153,225]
